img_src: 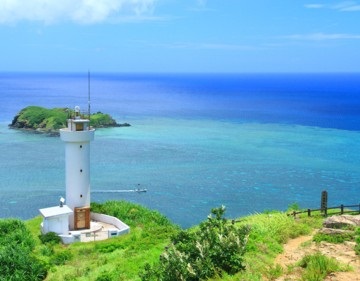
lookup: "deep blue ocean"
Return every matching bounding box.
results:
[0,73,359,228]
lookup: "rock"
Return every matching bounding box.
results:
[318,228,354,235]
[323,215,360,229]
[117,123,131,127]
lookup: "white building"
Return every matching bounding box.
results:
[39,205,73,235]
[59,106,95,230]
[39,106,130,243]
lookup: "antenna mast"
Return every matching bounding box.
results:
[88,71,91,118]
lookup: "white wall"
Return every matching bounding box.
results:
[42,215,69,235]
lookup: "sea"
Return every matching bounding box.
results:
[0,73,359,228]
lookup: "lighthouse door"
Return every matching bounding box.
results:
[74,207,90,229]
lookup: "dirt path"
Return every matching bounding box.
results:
[274,231,360,281]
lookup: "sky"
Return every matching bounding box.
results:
[0,0,360,73]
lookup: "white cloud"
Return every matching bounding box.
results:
[304,4,325,9]
[304,1,360,12]
[147,41,261,51]
[285,32,360,40]
[0,0,157,24]
[331,1,360,11]
[196,0,207,7]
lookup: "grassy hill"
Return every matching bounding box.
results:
[1,201,359,281]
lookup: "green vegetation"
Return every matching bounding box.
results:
[298,252,348,281]
[10,106,68,131]
[90,111,121,128]
[9,106,126,134]
[230,211,321,280]
[29,201,179,281]
[0,219,47,281]
[355,228,360,255]
[39,232,62,245]
[1,202,357,281]
[140,206,250,280]
[313,231,355,244]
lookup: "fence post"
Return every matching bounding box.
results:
[340,204,344,214]
[307,209,311,217]
[321,190,328,214]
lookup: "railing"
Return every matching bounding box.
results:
[288,203,360,218]
[67,109,90,120]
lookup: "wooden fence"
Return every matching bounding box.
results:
[288,204,360,218]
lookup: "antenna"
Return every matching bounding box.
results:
[88,71,91,118]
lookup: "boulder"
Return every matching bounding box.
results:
[323,215,360,229]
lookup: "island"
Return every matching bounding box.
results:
[9,106,130,135]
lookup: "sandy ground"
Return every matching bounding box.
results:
[274,231,360,281]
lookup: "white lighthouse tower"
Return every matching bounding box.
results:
[60,106,95,230]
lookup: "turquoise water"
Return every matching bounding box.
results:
[0,73,359,227]
[1,118,359,227]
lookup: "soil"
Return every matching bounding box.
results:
[274,230,360,281]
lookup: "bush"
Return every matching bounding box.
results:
[91,200,175,229]
[95,271,115,281]
[50,250,73,266]
[39,232,61,245]
[139,206,250,281]
[0,219,48,281]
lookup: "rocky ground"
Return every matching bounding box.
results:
[275,215,360,281]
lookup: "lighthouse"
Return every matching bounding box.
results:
[60,106,95,230]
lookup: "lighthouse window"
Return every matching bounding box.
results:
[80,169,83,173]
[80,145,82,148]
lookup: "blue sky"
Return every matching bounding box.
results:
[0,0,359,73]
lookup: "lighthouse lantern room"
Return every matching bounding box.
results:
[60,106,95,230]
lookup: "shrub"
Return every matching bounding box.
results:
[39,232,61,245]
[139,206,250,281]
[288,202,300,211]
[95,271,116,281]
[0,219,48,281]
[50,250,73,266]
[91,200,175,229]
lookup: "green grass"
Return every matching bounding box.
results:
[313,231,355,244]
[25,201,179,281]
[224,211,322,280]
[355,228,360,255]
[10,203,357,280]
[298,252,349,281]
